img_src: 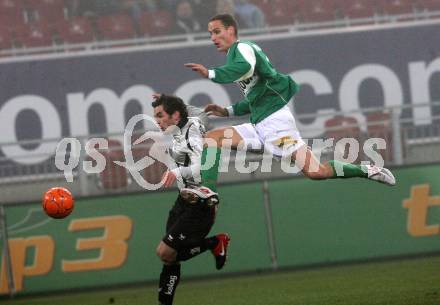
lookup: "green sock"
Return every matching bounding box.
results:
[201,147,222,192]
[328,160,368,178]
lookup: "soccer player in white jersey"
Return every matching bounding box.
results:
[152,94,230,305]
[184,14,396,193]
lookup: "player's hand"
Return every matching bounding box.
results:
[161,171,177,188]
[204,104,228,117]
[184,63,209,78]
[152,93,162,100]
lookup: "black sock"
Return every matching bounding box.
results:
[176,236,218,262]
[158,264,181,305]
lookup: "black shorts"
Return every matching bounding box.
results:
[162,195,217,251]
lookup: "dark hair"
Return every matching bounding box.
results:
[152,94,188,120]
[209,14,238,36]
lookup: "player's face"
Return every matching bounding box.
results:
[153,105,179,131]
[208,20,236,52]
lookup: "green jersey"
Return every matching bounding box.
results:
[208,40,299,124]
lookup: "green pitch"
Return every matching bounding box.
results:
[3,255,440,305]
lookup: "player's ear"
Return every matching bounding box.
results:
[172,111,181,123]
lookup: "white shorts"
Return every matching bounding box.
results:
[233,106,306,157]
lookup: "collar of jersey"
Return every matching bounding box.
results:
[227,40,240,55]
[177,117,188,129]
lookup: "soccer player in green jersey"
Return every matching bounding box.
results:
[184,14,396,194]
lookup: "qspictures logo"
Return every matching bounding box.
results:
[54,113,387,190]
[54,114,169,190]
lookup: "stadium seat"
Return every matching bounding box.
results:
[96,139,129,189]
[366,111,393,163]
[325,115,363,163]
[251,0,271,22]
[0,0,25,25]
[418,0,440,11]
[304,0,339,23]
[131,146,168,186]
[0,25,12,49]
[337,0,378,20]
[23,0,66,24]
[57,17,94,44]
[139,10,173,36]
[15,21,53,48]
[97,14,136,41]
[377,0,416,16]
[130,132,168,186]
[254,0,297,26]
[325,115,361,134]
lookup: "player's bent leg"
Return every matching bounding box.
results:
[292,146,396,186]
[175,236,219,262]
[200,127,243,192]
[172,190,230,270]
[327,160,396,185]
[291,145,333,180]
[205,127,243,147]
[156,241,177,264]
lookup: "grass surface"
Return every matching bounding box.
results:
[2,256,439,305]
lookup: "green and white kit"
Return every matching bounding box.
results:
[208,40,305,156]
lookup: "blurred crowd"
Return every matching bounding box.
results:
[1,0,436,50]
[66,0,266,35]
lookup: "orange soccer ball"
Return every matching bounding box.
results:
[42,187,74,219]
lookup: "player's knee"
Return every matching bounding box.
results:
[156,246,176,264]
[156,249,171,263]
[205,129,225,147]
[303,167,329,180]
[305,171,326,180]
[156,245,165,260]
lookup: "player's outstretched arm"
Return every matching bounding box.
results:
[184,63,208,78]
[204,104,228,117]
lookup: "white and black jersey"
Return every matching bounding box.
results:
[168,117,205,190]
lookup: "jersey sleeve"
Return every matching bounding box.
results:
[231,98,251,116]
[209,43,256,84]
[170,122,204,183]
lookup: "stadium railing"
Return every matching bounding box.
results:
[0,102,439,204]
[1,9,440,58]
